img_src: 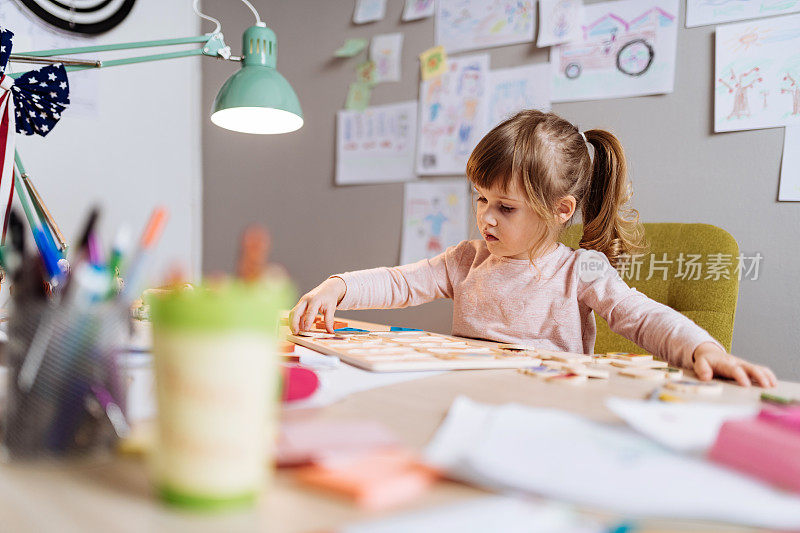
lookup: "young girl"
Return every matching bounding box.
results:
[290,110,776,388]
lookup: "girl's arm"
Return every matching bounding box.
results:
[334,242,466,311]
[576,250,776,387]
[290,242,468,333]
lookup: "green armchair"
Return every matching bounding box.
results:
[560,223,740,354]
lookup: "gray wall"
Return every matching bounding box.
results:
[201,0,800,380]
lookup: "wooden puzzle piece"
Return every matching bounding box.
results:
[536,349,593,364]
[313,318,348,330]
[664,379,723,395]
[619,368,670,381]
[346,348,417,356]
[298,331,339,339]
[545,373,588,385]
[518,366,563,378]
[566,365,610,379]
[609,359,668,369]
[607,352,653,362]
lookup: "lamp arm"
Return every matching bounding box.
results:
[8,32,234,78]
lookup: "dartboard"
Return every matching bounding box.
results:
[12,0,136,35]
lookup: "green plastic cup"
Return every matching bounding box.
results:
[148,278,293,510]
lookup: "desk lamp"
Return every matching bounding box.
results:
[0,0,301,274]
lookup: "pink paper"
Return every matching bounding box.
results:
[710,418,800,493]
[276,419,398,466]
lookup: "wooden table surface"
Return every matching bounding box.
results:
[1,318,798,533]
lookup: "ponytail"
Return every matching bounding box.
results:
[579,129,646,267]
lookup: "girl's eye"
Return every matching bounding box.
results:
[477,196,488,203]
[500,205,514,213]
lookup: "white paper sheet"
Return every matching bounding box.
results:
[551,0,679,103]
[336,101,418,185]
[402,0,435,21]
[779,127,800,201]
[343,495,603,533]
[353,0,387,24]
[285,345,443,410]
[715,13,800,132]
[686,0,800,28]
[417,54,489,175]
[484,63,552,132]
[537,0,585,47]
[400,179,470,265]
[605,397,757,454]
[370,33,404,83]
[425,396,800,530]
[435,0,536,54]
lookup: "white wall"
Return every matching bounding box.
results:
[2,1,202,284]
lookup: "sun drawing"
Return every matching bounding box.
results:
[727,26,772,53]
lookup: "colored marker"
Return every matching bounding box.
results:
[120,207,168,303]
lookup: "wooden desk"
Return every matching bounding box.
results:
[1,318,798,532]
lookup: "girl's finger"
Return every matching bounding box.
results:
[765,368,778,388]
[744,364,766,388]
[303,300,321,331]
[749,365,774,388]
[693,354,714,381]
[730,364,751,387]
[290,300,307,334]
[323,303,336,334]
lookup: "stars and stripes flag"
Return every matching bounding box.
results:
[0,26,70,240]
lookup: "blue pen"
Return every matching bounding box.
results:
[32,226,64,283]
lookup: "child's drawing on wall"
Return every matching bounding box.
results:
[401,181,469,264]
[718,66,763,120]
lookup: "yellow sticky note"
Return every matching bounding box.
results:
[419,45,447,80]
[345,82,372,111]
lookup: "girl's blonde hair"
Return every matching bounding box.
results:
[466,109,645,266]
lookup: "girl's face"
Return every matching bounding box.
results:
[474,181,552,260]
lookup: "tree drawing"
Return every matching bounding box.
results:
[718,67,763,120]
[782,73,800,116]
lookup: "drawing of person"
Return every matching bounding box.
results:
[551,0,572,38]
[602,28,618,56]
[424,198,448,255]
[427,77,444,122]
[455,64,483,155]
[458,63,483,98]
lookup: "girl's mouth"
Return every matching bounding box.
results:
[485,234,499,242]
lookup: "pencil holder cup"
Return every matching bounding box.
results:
[148,278,293,511]
[1,300,130,460]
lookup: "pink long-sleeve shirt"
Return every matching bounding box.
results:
[333,240,723,368]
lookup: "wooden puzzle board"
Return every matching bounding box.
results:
[286,330,541,372]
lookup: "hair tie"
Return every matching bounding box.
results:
[579,131,594,164]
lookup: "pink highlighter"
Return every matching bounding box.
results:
[709,406,800,493]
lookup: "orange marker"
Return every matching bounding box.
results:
[120,207,169,303]
[140,207,168,249]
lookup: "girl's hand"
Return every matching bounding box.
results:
[289,277,347,334]
[692,342,777,388]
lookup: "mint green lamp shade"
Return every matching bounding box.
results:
[211,25,303,135]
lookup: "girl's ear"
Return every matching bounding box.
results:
[557,195,577,223]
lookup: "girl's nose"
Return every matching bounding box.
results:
[481,211,497,226]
